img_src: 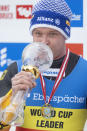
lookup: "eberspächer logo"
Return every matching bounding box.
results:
[0,48,7,67]
[0,47,14,69]
[0,42,28,72]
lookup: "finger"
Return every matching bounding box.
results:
[12,73,35,85]
[15,71,33,78]
[12,73,33,82]
[12,81,36,92]
[12,77,32,86]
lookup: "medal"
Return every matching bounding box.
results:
[41,104,54,118]
[40,48,70,118]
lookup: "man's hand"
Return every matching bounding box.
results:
[11,71,36,95]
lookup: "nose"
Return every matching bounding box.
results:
[41,35,49,45]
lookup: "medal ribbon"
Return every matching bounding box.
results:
[40,48,70,104]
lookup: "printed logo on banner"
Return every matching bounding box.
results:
[16,5,33,19]
[0,47,15,69]
[0,5,13,19]
[66,43,83,56]
[0,43,28,73]
[0,48,7,67]
[65,0,83,27]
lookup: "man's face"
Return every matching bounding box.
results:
[32,27,66,59]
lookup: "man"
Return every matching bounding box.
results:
[0,0,87,131]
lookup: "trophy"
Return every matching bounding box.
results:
[1,42,53,126]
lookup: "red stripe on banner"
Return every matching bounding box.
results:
[16,127,83,131]
[16,127,50,131]
[66,43,83,56]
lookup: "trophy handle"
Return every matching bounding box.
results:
[21,65,40,79]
